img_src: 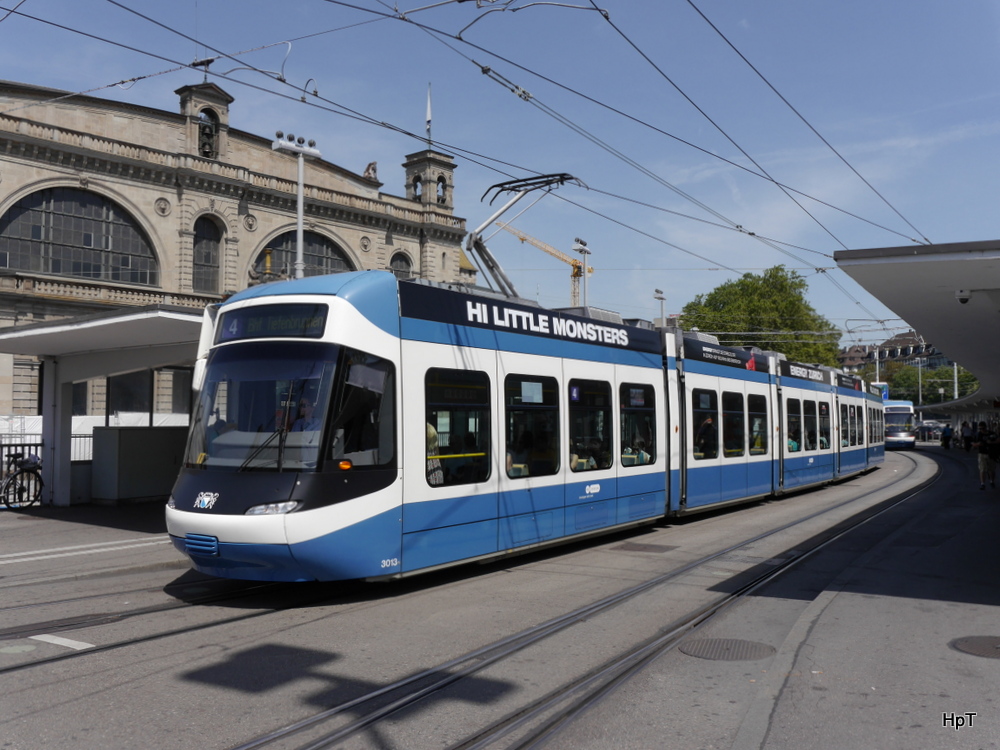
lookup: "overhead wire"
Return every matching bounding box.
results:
[0,3,530,178]
[2,1,900,336]
[0,0,27,24]
[683,0,931,246]
[586,0,849,252]
[12,0,747,275]
[581,0,890,334]
[365,0,898,333]
[319,0,927,246]
[3,0,914,267]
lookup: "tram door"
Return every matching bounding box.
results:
[685,378,718,508]
[562,360,619,533]
[496,351,565,549]
[400,342,500,572]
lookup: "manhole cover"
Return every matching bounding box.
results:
[612,542,677,553]
[951,636,1000,659]
[679,638,776,661]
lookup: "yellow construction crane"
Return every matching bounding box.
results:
[496,222,593,307]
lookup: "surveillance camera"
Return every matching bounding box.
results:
[956,289,971,304]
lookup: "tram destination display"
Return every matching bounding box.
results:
[216,303,328,343]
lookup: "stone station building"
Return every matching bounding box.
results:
[0,79,471,421]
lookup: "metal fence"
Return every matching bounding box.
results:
[0,434,95,464]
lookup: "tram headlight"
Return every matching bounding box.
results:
[245,501,299,516]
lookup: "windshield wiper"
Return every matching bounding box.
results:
[237,427,284,472]
[238,382,303,472]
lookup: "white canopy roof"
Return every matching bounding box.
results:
[836,239,1000,412]
[0,305,203,378]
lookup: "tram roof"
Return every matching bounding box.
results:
[836,239,1000,413]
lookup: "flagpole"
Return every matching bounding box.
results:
[426,82,432,147]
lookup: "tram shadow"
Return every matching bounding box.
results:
[707,451,1000,609]
[180,642,514,719]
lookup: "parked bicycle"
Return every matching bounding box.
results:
[1,451,43,509]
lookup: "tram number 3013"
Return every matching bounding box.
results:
[381,558,401,569]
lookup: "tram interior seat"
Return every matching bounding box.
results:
[509,464,528,477]
[621,451,651,466]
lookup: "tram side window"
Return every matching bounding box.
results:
[787,398,802,452]
[692,388,718,460]
[748,394,768,455]
[803,400,817,451]
[425,368,491,487]
[569,379,612,471]
[818,402,831,449]
[620,383,656,467]
[856,405,865,445]
[328,350,395,468]
[840,404,849,446]
[848,405,857,446]
[722,391,745,458]
[505,375,559,478]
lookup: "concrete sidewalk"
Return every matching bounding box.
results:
[751,445,1000,748]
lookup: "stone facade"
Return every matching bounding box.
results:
[0,80,473,416]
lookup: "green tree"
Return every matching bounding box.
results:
[856,362,979,404]
[678,266,840,365]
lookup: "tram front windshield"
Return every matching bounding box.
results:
[885,411,914,432]
[185,341,339,472]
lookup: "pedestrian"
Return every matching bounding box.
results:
[941,424,953,450]
[973,421,999,490]
[961,421,974,451]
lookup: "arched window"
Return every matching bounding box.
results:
[198,109,219,159]
[437,176,447,204]
[390,253,412,279]
[0,187,158,285]
[412,175,422,200]
[193,216,222,293]
[253,231,353,278]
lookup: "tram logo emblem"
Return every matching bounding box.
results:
[194,491,219,509]
[585,484,601,495]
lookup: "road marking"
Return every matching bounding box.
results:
[30,634,95,650]
[0,538,170,565]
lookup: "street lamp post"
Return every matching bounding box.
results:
[573,238,591,310]
[272,131,322,279]
[653,288,665,327]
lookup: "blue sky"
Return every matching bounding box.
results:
[2,0,999,346]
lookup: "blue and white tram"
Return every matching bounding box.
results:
[883,400,916,450]
[166,271,883,582]
[866,385,887,459]
[777,360,838,492]
[677,336,775,510]
[834,372,873,476]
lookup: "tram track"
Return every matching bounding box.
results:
[226,452,937,750]
[0,580,288,641]
[0,577,361,675]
